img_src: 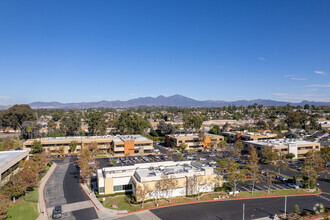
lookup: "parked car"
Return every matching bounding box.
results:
[52,205,62,219]
[287,183,299,189]
[277,175,288,182]
[209,154,216,157]
[199,158,207,161]
[187,156,194,160]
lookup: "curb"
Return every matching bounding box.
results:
[117,190,322,215]
[37,162,57,219]
[79,183,100,210]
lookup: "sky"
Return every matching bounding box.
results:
[0,0,330,105]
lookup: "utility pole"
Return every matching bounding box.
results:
[243,203,245,220]
[284,196,287,219]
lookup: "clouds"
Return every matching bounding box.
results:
[306,83,330,88]
[273,92,330,102]
[284,74,306,81]
[314,70,326,75]
[257,57,265,60]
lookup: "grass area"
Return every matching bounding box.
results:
[24,188,39,203]
[229,188,316,198]
[39,166,50,180]
[7,201,38,220]
[100,188,317,212]
[95,154,108,158]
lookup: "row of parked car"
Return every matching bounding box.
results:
[276,175,299,189]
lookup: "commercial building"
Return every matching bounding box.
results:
[0,150,29,186]
[244,139,320,159]
[23,135,153,156]
[97,161,221,201]
[222,131,277,143]
[165,134,224,150]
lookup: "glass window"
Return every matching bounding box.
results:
[99,187,104,194]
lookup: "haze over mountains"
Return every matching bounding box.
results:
[1,95,329,109]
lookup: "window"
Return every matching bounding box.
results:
[113,184,132,192]
[99,187,104,194]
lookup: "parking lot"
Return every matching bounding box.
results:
[95,143,302,193]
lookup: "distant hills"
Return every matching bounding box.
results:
[0,95,329,109]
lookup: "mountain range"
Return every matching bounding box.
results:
[0,95,329,109]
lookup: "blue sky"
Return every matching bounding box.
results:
[0,0,329,105]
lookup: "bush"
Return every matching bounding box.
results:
[294,204,300,214]
[47,161,53,167]
[300,210,308,216]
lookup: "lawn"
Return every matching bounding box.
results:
[7,201,38,220]
[24,187,39,203]
[100,188,317,212]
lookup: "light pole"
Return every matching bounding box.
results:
[243,203,245,220]
[284,196,287,219]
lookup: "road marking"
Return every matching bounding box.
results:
[317,195,330,202]
[47,200,93,214]
[241,186,250,191]
[276,185,286,190]
[271,185,280,190]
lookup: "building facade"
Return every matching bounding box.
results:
[244,139,320,159]
[23,135,153,156]
[0,150,29,186]
[165,134,224,150]
[222,131,277,143]
[97,161,222,201]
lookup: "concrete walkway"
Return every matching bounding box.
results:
[37,162,57,220]
[80,183,122,219]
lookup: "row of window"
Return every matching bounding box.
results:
[113,184,132,192]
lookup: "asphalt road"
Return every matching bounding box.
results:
[45,157,98,220]
[151,195,330,220]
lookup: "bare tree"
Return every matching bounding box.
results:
[135,184,152,208]
[227,159,245,196]
[245,146,262,195]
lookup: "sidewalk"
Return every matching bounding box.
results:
[36,162,57,220]
[80,183,126,219]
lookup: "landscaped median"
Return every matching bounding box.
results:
[97,188,321,214]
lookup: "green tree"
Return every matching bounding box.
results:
[156,121,176,136]
[182,114,203,131]
[85,111,106,136]
[114,112,150,135]
[209,125,221,135]
[30,141,44,154]
[70,141,78,153]
[61,110,82,136]
[1,105,36,130]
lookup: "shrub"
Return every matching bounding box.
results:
[294,204,300,214]
[300,210,308,216]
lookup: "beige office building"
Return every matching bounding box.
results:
[23,135,153,156]
[0,150,29,186]
[97,161,222,200]
[222,131,277,143]
[165,134,224,150]
[244,139,320,159]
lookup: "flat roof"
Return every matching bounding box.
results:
[245,139,318,147]
[0,150,29,170]
[24,134,151,144]
[170,133,223,140]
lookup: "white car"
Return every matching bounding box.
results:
[199,158,207,161]
[287,183,299,189]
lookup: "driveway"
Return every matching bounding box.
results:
[45,157,98,220]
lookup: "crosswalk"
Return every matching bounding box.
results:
[317,194,330,203]
[236,183,292,192]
